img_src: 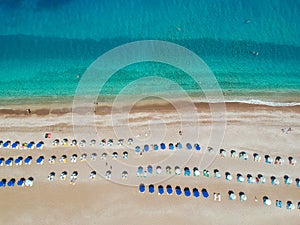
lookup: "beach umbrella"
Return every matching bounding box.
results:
[15,156,23,166]
[184,187,191,197]
[122,151,128,160]
[147,165,153,174]
[90,139,96,146]
[247,174,255,184]
[184,167,190,176]
[48,155,56,164]
[214,169,221,178]
[24,156,32,165]
[160,143,166,150]
[203,169,210,178]
[194,144,201,151]
[265,155,273,164]
[44,133,51,138]
[70,171,78,185]
[298,202,300,210]
[175,186,182,195]
[91,153,97,161]
[175,166,181,175]
[0,157,4,166]
[80,153,87,162]
[60,171,68,180]
[169,143,174,150]
[156,166,162,174]
[186,143,192,150]
[193,167,200,176]
[90,171,96,180]
[135,146,141,154]
[0,140,3,148]
[253,153,261,162]
[231,150,238,158]
[166,166,172,175]
[48,172,55,181]
[144,145,149,152]
[36,141,44,149]
[112,152,118,160]
[5,157,13,166]
[101,153,107,160]
[71,154,77,163]
[271,176,280,186]
[122,171,128,180]
[207,146,214,152]
[193,188,200,198]
[276,200,283,208]
[62,138,68,146]
[257,174,266,184]
[17,178,25,187]
[228,191,236,200]
[127,138,133,145]
[71,139,77,146]
[275,156,284,165]
[137,166,143,176]
[3,140,11,148]
[107,139,113,146]
[36,156,44,165]
[153,144,159,151]
[143,170,147,178]
[166,185,173,195]
[117,139,124,146]
[25,177,34,187]
[239,192,247,201]
[27,141,35,149]
[12,141,20,149]
[286,201,295,210]
[220,149,227,157]
[239,151,246,159]
[8,178,16,187]
[79,139,86,147]
[202,188,209,198]
[237,174,245,182]
[105,170,112,180]
[284,175,293,185]
[158,185,164,195]
[100,139,106,147]
[52,139,59,146]
[149,184,154,194]
[263,196,271,206]
[60,155,67,163]
[176,142,182,150]
[225,172,232,181]
[139,184,145,193]
[288,157,297,166]
[0,179,6,187]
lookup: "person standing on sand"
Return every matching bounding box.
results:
[26,108,31,115]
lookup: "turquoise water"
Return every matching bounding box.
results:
[0,0,299,104]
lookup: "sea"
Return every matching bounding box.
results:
[0,0,299,106]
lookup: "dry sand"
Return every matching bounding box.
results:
[0,100,299,225]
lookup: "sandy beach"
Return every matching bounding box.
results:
[0,99,299,225]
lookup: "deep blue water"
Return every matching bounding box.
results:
[0,0,299,104]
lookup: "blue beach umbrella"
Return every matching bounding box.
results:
[184,167,190,176]
[186,143,192,150]
[153,144,159,151]
[36,141,44,149]
[24,156,32,165]
[5,158,13,166]
[8,178,16,187]
[166,185,173,195]
[158,185,164,195]
[139,183,145,193]
[3,141,11,148]
[27,142,35,149]
[0,181,4,187]
[184,187,191,197]
[149,184,155,194]
[17,178,25,187]
[202,188,209,198]
[194,144,201,151]
[14,157,23,165]
[135,146,141,153]
[147,165,153,174]
[137,166,143,175]
[144,145,149,152]
[36,156,44,164]
[160,143,166,150]
[176,143,182,150]
[175,186,182,195]
[193,188,200,198]
[169,143,174,150]
[0,179,6,187]
[12,141,20,149]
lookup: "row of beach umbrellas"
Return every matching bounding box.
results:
[0,141,44,149]
[52,138,134,147]
[263,196,299,210]
[48,171,78,185]
[220,149,297,166]
[135,143,202,153]
[0,177,34,187]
